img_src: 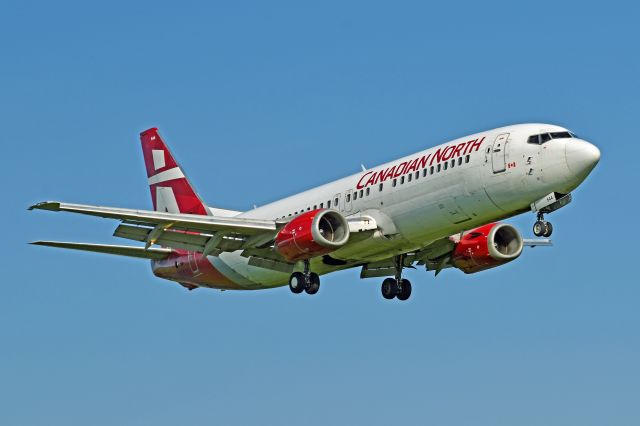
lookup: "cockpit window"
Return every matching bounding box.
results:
[550,131,572,139]
[527,131,574,144]
[527,135,540,144]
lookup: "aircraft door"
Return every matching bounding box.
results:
[491,133,509,173]
[344,189,353,212]
[188,251,200,275]
[333,193,342,211]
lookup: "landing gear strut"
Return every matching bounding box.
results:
[380,255,412,301]
[533,212,553,237]
[288,259,320,295]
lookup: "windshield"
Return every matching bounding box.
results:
[527,131,574,145]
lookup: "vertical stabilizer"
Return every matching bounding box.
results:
[140,128,209,215]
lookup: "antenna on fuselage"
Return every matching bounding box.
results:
[360,164,367,171]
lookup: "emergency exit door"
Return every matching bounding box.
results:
[491,133,509,173]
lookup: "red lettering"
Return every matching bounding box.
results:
[430,148,444,166]
[462,139,475,155]
[442,145,456,161]
[356,171,373,189]
[394,162,408,177]
[453,142,466,158]
[406,158,419,173]
[417,154,430,169]
[383,165,396,181]
[365,172,377,187]
[469,136,485,152]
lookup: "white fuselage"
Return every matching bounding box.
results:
[200,123,598,288]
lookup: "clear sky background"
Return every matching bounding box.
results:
[2,1,638,425]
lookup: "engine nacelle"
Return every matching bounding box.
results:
[451,223,524,274]
[275,209,350,262]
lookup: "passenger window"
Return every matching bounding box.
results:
[314,205,317,209]
[346,194,351,202]
[465,154,470,163]
[415,171,419,179]
[458,157,462,166]
[400,176,405,184]
[379,183,383,191]
[450,159,455,168]
[393,179,397,187]
[430,166,434,174]
[423,169,427,177]
[307,207,310,211]
[359,189,363,198]
[408,174,412,182]
[366,187,370,196]
[334,197,339,206]
[444,162,448,170]
[353,192,357,200]
[327,200,331,208]
[437,164,441,172]
[320,202,323,208]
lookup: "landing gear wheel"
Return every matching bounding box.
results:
[396,279,412,301]
[381,278,398,299]
[289,272,305,294]
[542,221,553,237]
[305,273,320,295]
[533,220,546,237]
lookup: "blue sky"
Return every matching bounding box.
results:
[2,1,638,425]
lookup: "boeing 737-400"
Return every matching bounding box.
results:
[29,124,600,300]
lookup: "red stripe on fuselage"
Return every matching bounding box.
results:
[151,251,245,290]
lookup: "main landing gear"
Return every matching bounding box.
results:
[289,260,320,295]
[533,212,553,237]
[380,255,412,301]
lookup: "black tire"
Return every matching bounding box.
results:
[305,273,320,295]
[381,278,398,299]
[396,279,412,301]
[289,272,305,294]
[533,220,545,237]
[542,221,553,237]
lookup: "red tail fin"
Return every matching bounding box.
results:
[140,128,209,215]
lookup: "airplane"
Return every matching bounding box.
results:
[29,123,600,300]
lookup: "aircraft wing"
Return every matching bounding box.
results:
[361,234,553,278]
[29,201,279,255]
[30,241,173,260]
[29,201,276,234]
[30,201,379,262]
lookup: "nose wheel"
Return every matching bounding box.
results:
[533,213,553,237]
[380,255,412,301]
[288,260,321,295]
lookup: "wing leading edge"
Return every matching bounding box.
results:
[30,241,173,260]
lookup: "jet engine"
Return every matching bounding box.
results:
[275,209,350,262]
[451,223,524,274]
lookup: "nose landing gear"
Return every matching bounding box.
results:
[533,212,553,237]
[380,255,412,301]
[288,260,321,295]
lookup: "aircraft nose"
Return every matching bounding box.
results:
[565,139,600,178]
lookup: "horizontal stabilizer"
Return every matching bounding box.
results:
[30,241,172,260]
